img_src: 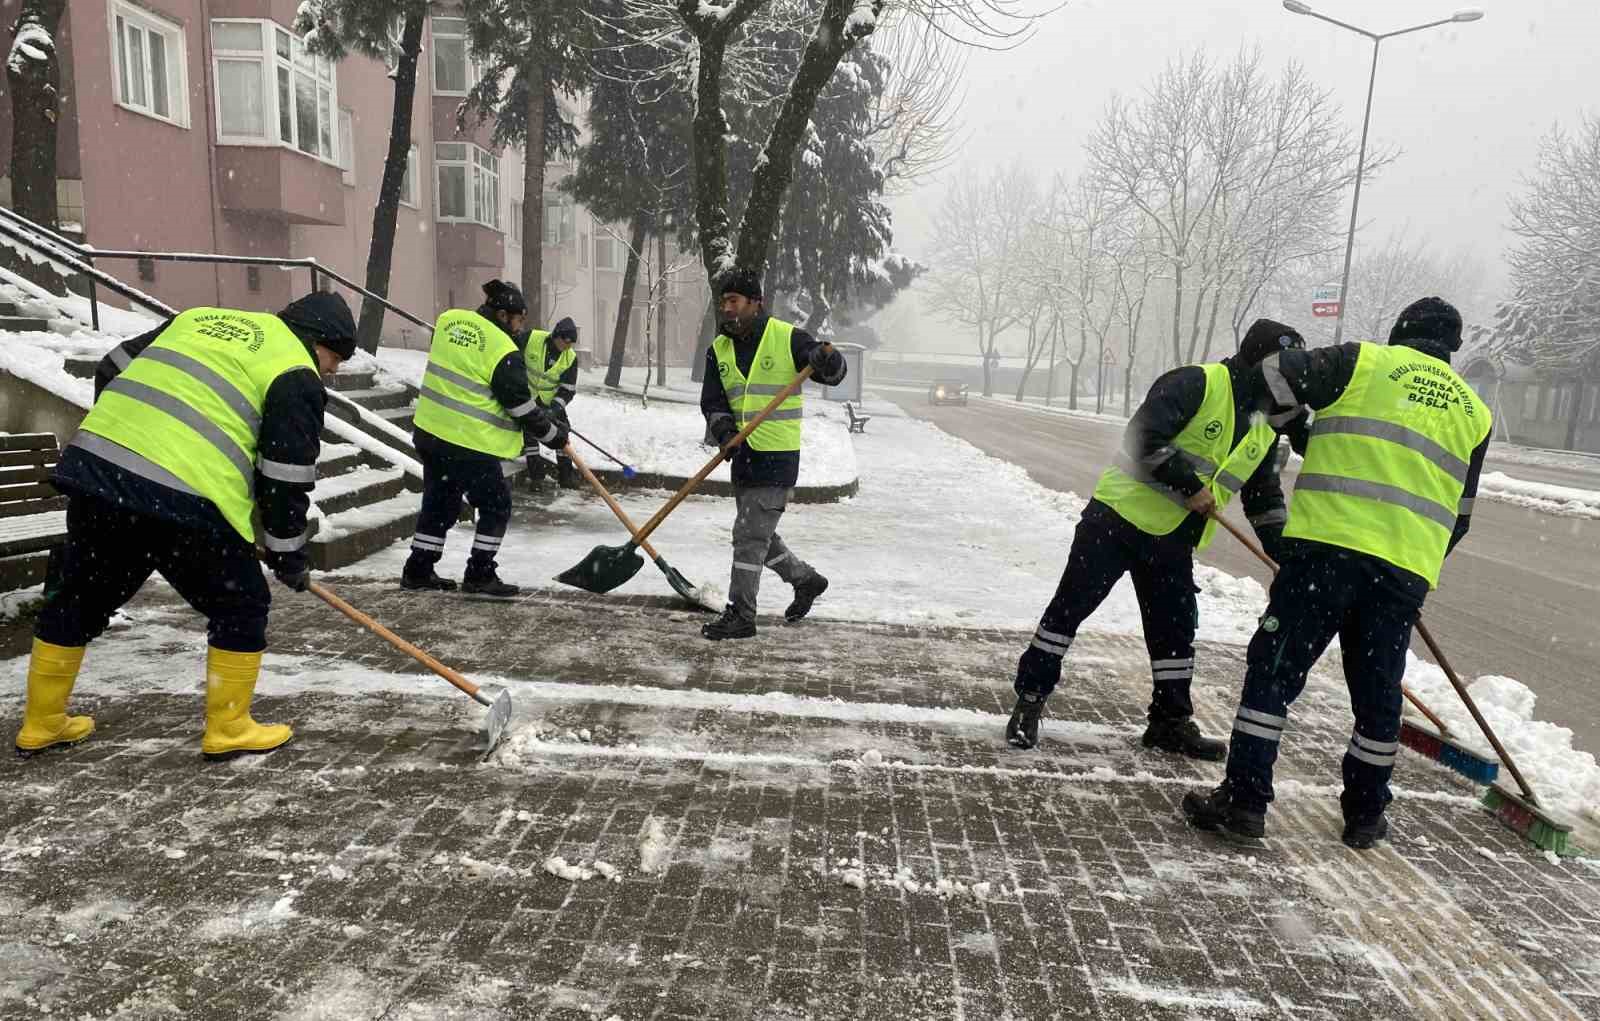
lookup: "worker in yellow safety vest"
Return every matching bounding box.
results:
[402,280,569,597]
[519,316,580,489]
[1007,320,1310,760]
[698,268,847,640]
[1182,297,1491,851]
[14,292,357,762]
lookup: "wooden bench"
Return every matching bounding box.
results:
[844,401,871,434]
[1,433,68,593]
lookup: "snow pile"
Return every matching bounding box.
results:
[0,267,160,337]
[1477,471,1600,520]
[638,817,671,874]
[7,23,51,71]
[1403,655,1600,826]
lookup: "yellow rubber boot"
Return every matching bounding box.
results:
[200,647,292,761]
[15,639,94,756]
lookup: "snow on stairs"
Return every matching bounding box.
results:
[0,301,51,333]
[310,368,426,570]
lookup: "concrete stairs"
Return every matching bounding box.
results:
[0,301,51,334]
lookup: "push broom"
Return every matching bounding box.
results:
[1211,512,1572,853]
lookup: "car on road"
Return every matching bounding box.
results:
[928,380,970,406]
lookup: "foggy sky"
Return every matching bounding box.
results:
[886,0,1599,351]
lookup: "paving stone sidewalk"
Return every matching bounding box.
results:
[2,579,1598,1021]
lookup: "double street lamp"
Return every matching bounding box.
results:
[1282,1,1484,344]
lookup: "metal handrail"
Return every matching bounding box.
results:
[0,206,435,335]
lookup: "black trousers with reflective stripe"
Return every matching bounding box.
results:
[36,492,271,652]
[406,442,512,576]
[1223,545,1421,820]
[1016,508,1199,721]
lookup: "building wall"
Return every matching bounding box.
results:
[1472,376,1600,454]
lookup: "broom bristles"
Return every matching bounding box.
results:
[1399,719,1500,784]
[1481,785,1573,856]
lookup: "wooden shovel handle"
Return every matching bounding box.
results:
[1207,513,1457,743]
[308,580,484,700]
[564,445,661,559]
[631,357,821,547]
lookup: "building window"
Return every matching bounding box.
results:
[1586,385,1600,424]
[338,108,355,186]
[111,1,188,126]
[435,142,499,229]
[431,17,476,95]
[247,265,262,292]
[1556,385,1573,422]
[398,145,419,208]
[595,235,625,271]
[542,194,575,247]
[137,256,156,282]
[578,230,589,269]
[212,20,338,165]
[509,200,523,246]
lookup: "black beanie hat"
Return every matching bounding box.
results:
[1237,318,1305,367]
[481,279,528,316]
[552,316,578,340]
[717,268,763,302]
[1390,296,1463,352]
[278,291,357,360]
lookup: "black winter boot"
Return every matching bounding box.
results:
[784,574,829,623]
[401,565,457,591]
[1005,693,1046,750]
[1142,717,1227,761]
[1341,814,1389,851]
[461,567,520,598]
[702,608,757,641]
[1181,784,1266,843]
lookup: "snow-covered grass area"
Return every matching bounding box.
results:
[373,348,858,487]
[1477,471,1600,520]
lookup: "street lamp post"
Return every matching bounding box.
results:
[1282,2,1483,344]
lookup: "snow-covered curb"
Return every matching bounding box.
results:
[1476,471,1600,519]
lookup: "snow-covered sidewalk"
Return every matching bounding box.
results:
[1476,470,1600,520]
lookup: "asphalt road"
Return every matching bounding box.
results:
[881,390,1600,757]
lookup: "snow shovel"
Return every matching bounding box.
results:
[556,447,721,611]
[308,580,512,754]
[557,357,821,595]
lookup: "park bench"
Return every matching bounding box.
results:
[0,433,68,592]
[844,401,871,434]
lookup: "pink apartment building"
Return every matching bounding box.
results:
[0,0,707,358]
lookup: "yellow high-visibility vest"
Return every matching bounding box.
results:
[413,309,529,459]
[712,318,802,452]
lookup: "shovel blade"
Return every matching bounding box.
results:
[556,541,645,593]
[479,684,512,754]
[655,557,722,613]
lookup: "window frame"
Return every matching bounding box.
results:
[434,141,500,230]
[338,107,355,186]
[595,234,621,271]
[109,0,190,128]
[398,145,420,209]
[429,16,478,96]
[210,19,339,167]
[509,200,523,247]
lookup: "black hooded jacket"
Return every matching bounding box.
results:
[1252,336,1490,600]
[1082,320,1308,558]
[55,301,337,556]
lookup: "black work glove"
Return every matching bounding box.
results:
[710,417,739,448]
[808,343,842,377]
[550,402,570,426]
[265,548,310,592]
[527,408,570,451]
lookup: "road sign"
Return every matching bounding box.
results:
[1312,283,1342,319]
[1101,347,1118,366]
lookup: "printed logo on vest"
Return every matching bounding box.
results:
[760,356,774,371]
[1203,419,1223,440]
[447,322,485,351]
[194,313,267,353]
[1246,442,1260,459]
[718,360,730,376]
[1260,615,1280,633]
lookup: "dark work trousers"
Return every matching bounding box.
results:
[36,492,270,652]
[1222,548,1421,824]
[405,448,513,580]
[1015,512,1200,722]
[727,486,818,621]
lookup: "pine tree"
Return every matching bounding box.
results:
[295,2,427,353]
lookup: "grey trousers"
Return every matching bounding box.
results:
[729,486,817,620]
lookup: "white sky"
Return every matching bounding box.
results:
[886,0,1600,349]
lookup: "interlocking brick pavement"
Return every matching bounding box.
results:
[2,579,1598,1020]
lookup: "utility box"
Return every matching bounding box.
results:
[812,342,867,402]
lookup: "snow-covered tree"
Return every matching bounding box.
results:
[296,2,427,352]
[4,0,67,293]
[459,1,588,324]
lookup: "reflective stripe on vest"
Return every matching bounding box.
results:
[1282,343,1491,588]
[70,307,317,543]
[413,309,523,459]
[1091,362,1277,550]
[712,319,802,452]
[524,329,577,407]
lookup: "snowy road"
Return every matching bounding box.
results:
[878,391,1600,757]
